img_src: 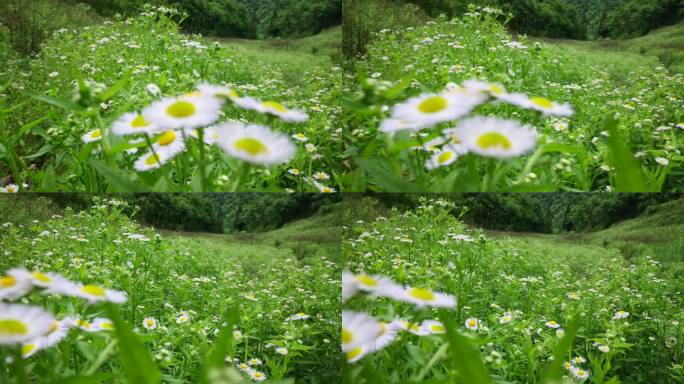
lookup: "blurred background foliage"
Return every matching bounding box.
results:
[342,0,684,56]
[0,0,341,55]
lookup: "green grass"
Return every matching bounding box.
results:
[344,197,684,383]
[0,196,340,383]
[538,22,684,74]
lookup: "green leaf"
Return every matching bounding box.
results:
[23,144,54,159]
[12,116,47,145]
[89,159,151,192]
[105,303,162,384]
[605,117,649,192]
[47,373,115,384]
[99,72,131,102]
[540,316,580,383]
[437,310,492,384]
[30,93,86,113]
[541,143,585,154]
[201,306,240,384]
[355,158,425,192]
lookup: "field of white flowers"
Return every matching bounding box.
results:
[0,5,341,193]
[0,196,340,383]
[343,6,684,192]
[343,198,684,383]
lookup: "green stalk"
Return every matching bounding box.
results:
[197,128,210,191]
[231,163,250,192]
[84,338,118,375]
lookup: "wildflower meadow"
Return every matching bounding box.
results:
[0,5,341,193]
[343,196,684,383]
[0,195,340,383]
[343,5,684,192]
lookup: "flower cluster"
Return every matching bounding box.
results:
[380,79,573,169]
[341,271,456,363]
[0,267,126,358]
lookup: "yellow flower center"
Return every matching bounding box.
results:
[48,321,59,333]
[430,324,446,333]
[234,138,269,156]
[356,274,377,287]
[438,151,455,164]
[183,91,202,98]
[489,85,503,94]
[531,97,553,109]
[90,130,103,139]
[147,319,154,326]
[156,131,177,146]
[346,347,363,362]
[22,343,36,356]
[81,284,106,297]
[145,154,161,166]
[0,319,28,335]
[408,287,435,301]
[100,322,114,329]
[418,96,448,113]
[469,319,477,327]
[32,272,51,283]
[408,323,422,332]
[131,115,150,128]
[262,101,288,113]
[341,328,353,344]
[254,373,263,378]
[0,276,16,288]
[477,132,512,150]
[166,101,196,118]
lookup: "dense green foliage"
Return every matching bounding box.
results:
[344,198,684,383]
[371,194,683,233]
[394,0,684,39]
[0,196,341,382]
[76,0,340,39]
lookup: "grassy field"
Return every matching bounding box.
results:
[344,6,683,192]
[538,22,684,74]
[343,197,684,383]
[1,5,341,193]
[0,196,340,383]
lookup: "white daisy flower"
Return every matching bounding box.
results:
[0,272,33,301]
[8,268,70,290]
[82,129,103,143]
[499,93,573,116]
[369,321,401,352]
[545,320,561,329]
[249,370,267,381]
[347,273,403,298]
[176,312,189,324]
[61,283,127,304]
[142,317,157,330]
[247,358,263,366]
[462,79,508,99]
[385,91,487,131]
[655,157,670,166]
[398,286,456,308]
[142,93,221,131]
[234,97,308,122]
[1,184,19,193]
[313,171,330,181]
[111,113,160,136]
[464,317,479,331]
[613,310,629,320]
[425,144,467,170]
[90,318,115,331]
[215,122,295,165]
[133,130,186,173]
[29,317,74,349]
[454,116,537,159]
[21,340,44,358]
[342,271,358,302]
[196,82,240,103]
[572,367,590,380]
[285,312,310,321]
[571,356,586,364]
[342,311,382,356]
[421,319,447,334]
[598,344,610,353]
[0,303,56,345]
[499,313,512,324]
[291,133,309,142]
[275,347,288,355]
